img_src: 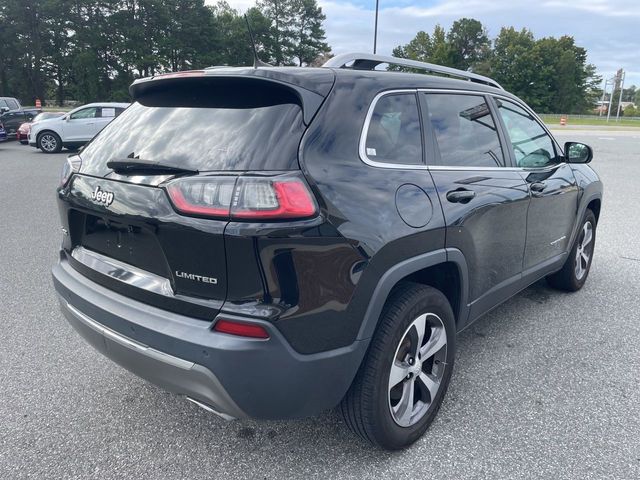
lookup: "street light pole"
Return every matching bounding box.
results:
[616,70,625,122]
[599,78,608,117]
[606,76,614,122]
[373,0,379,54]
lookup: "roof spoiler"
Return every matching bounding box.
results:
[129,71,330,125]
[323,52,503,90]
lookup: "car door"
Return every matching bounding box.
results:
[493,98,579,270]
[1,111,25,136]
[63,106,99,142]
[421,92,530,324]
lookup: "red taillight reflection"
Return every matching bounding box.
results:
[213,319,270,339]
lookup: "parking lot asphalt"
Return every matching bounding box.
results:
[0,133,639,480]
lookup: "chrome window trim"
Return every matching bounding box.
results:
[358,88,567,172]
[358,89,429,170]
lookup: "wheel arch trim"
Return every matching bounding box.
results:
[569,190,602,248]
[356,248,470,341]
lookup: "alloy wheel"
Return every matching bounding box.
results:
[40,134,57,152]
[388,313,447,427]
[575,221,594,280]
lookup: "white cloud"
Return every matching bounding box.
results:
[212,0,640,87]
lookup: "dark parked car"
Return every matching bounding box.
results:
[16,111,66,144]
[52,54,603,450]
[0,96,40,138]
[0,96,21,113]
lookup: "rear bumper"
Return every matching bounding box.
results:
[52,255,368,420]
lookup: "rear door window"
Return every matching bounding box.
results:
[364,93,423,165]
[424,93,505,168]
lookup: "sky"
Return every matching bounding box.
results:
[212,0,640,89]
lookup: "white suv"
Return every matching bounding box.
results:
[29,102,129,153]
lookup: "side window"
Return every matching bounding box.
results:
[496,99,559,168]
[424,93,505,167]
[100,107,116,118]
[7,99,19,110]
[364,93,423,165]
[70,107,98,120]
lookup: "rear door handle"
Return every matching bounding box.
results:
[530,182,546,193]
[446,188,476,203]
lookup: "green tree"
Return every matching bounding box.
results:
[258,0,295,65]
[446,18,490,70]
[391,25,452,68]
[1,0,334,104]
[622,85,636,102]
[291,0,330,66]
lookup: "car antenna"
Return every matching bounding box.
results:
[244,15,272,68]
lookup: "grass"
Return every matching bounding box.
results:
[541,114,640,128]
[41,106,72,112]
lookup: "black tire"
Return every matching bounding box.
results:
[547,209,597,291]
[340,283,456,450]
[37,131,62,153]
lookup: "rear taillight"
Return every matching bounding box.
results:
[166,177,235,217]
[60,155,82,187]
[165,174,317,221]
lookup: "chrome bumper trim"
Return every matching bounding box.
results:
[65,301,193,370]
[71,246,174,297]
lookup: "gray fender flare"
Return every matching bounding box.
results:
[356,248,470,341]
[569,191,602,247]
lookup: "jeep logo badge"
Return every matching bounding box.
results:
[91,186,114,206]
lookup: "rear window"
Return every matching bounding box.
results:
[79,83,306,175]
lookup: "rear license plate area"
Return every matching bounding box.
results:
[80,214,169,278]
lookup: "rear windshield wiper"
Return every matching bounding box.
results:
[107,159,198,175]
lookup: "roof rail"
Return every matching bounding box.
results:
[323,52,503,90]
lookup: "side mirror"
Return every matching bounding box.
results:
[564,142,593,164]
[0,107,9,113]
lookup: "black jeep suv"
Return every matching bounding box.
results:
[52,53,603,450]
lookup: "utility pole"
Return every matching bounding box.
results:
[606,82,613,122]
[599,78,608,117]
[373,0,379,54]
[616,70,626,121]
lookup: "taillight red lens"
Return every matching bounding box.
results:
[213,319,270,339]
[165,175,317,221]
[231,178,317,220]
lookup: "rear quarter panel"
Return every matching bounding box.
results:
[298,72,447,350]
